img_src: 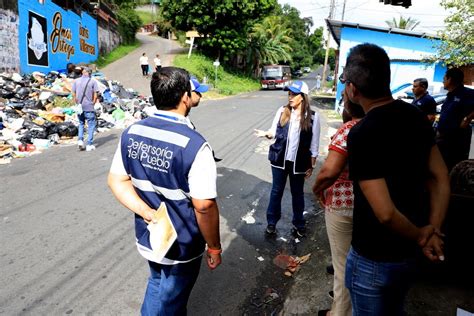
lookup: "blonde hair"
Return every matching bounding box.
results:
[279,94,312,131]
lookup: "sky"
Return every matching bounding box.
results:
[278,0,451,35]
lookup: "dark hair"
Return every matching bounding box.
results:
[150,67,191,110]
[414,78,428,89]
[445,67,464,86]
[344,43,391,99]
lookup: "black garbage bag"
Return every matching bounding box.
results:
[15,87,31,99]
[29,127,48,139]
[0,89,15,99]
[3,108,22,119]
[102,102,117,114]
[56,122,78,137]
[97,118,114,129]
[23,99,44,110]
[43,121,59,136]
[9,101,25,110]
[18,131,32,144]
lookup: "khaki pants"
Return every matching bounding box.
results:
[325,211,353,316]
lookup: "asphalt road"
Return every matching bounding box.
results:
[2,33,473,314]
[0,84,333,315]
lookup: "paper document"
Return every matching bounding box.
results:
[147,202,177,262]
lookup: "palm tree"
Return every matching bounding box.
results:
[247,16,293,77]
[385,16,420,30]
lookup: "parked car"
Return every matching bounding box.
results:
[326,75,334,82]
[292,69,303,77]
[303,67,311,73]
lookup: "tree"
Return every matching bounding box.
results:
[110,0,142,44]
[247,16,293,75]
[275,4,315,70]
[435,0,474,66]
[160,0,277,61]
[385,16,420,30]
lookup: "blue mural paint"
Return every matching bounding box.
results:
[18,0,98,74]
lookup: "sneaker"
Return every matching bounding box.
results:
[265,224,276,235]
[86,144,96,151]
[77,140,85,151]
[328,290,334,300]
[291,226,306,238]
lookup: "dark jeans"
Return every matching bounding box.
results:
[266,161,306,229]
[345,247,415,316]
[141,256,202,316]
[141,65,149,76]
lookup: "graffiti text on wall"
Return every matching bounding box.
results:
[0,9,20,72]
[49,12,75,60]
[79,24,96,55]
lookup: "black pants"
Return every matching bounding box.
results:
[436,130,471,171]
[141,65,149,76]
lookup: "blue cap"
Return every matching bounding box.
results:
[190,78,208,93]
[284,81,309,95]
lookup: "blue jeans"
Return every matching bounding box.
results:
[141,256,202,316]
[266,161,305,229]
[78,111,96,145]
[345,247,415,316]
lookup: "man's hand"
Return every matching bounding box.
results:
[417,225,435,248]
[206,252,222,270]
[142,209,157,224]
[305,168,313,179]
[422,233,445,262]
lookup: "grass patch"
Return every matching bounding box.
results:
[173,53,260,97]
[136,11,155,25]
[95,42,141,68]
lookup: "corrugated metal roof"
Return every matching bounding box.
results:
[326,19,441,46]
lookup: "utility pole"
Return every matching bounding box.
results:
[342,0,347,21]
[321,0,336,93]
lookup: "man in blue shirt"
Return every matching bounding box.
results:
[412,78,437,123]
[108,67,221,315]
[436,68,474,171]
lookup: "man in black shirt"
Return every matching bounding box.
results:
[436,68,474,171]
[412,78,437,123]
[342,43,450,315]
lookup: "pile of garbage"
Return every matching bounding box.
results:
[0,70,156,164]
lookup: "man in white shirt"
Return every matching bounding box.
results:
[153,54,162,72]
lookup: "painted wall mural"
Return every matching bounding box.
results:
[0,9,20,73]
[18,0,98,74]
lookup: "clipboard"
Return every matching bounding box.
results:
[147,202,178,262]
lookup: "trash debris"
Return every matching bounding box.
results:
[0,69,152,164]
[257,256,265,261]
[273,253,311,277]
[241,209,256,224]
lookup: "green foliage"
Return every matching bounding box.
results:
[435,0,474,66]
[136,11,154,25]
[385,16,420,30]
[247,15,293,74]
[110,0,142,44]
[95,42,141,68]
[270,5,326,70]
[161,0,277,60]
[173,53,260,96]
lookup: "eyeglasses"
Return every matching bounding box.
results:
[339,73,350,85]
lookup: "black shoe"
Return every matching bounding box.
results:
[326,265,334,275]
[291,226,306,238]
[328,290,334,300]
[265,224,276,235]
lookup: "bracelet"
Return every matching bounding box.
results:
[207,247,222,255]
